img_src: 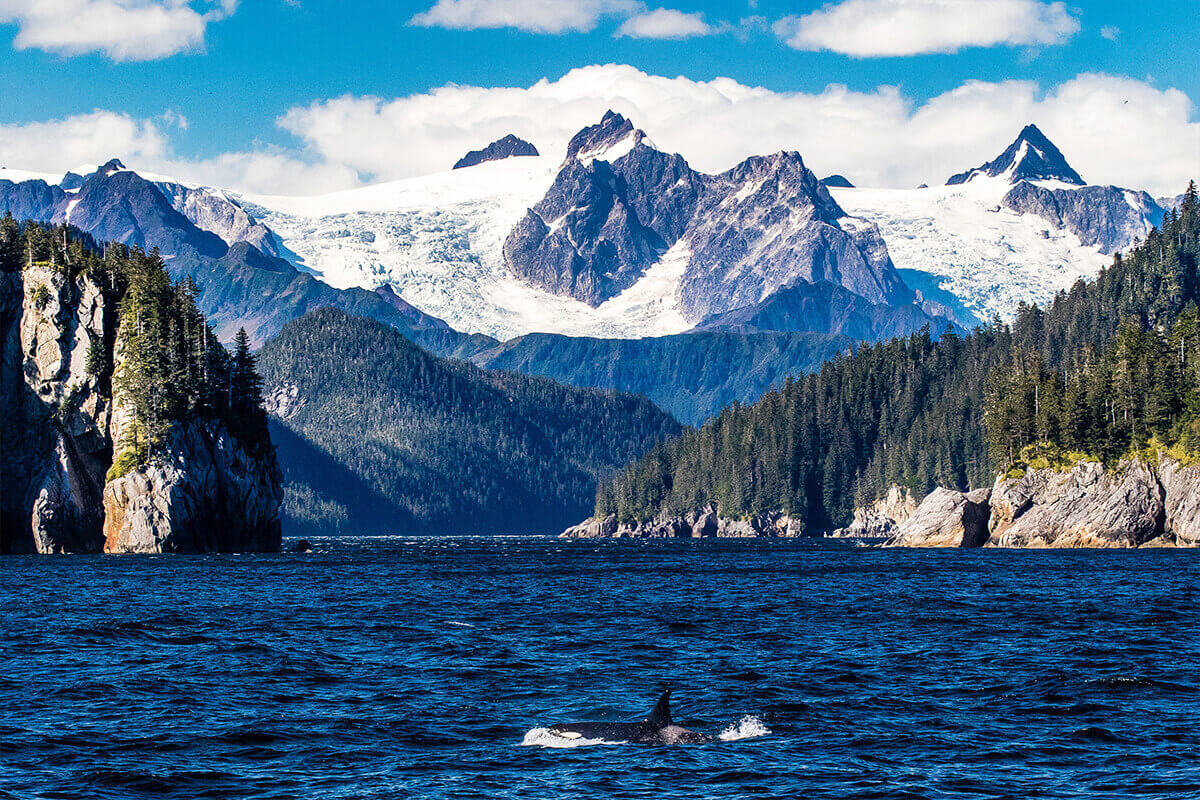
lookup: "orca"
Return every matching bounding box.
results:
[547,690,712,745]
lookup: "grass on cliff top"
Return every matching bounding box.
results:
[1004,438,1200,480]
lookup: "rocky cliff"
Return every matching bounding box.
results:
[881,457,1200,548]
[0,252,282,554]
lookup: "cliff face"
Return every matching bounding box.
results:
[560,508,804,539]
[1,265,112,553]
[0,264,282,554]
[103,419,282,554]
[831,485,917,538]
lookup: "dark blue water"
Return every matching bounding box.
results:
[4,538,1200,799]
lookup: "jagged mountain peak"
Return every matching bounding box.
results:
[947,124,1085,187]
[563,110,651,166]
[453,134,540,170]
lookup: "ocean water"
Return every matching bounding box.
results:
[3,537,1200,799]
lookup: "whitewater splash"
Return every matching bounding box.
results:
[521,727,613,748]
[719,715,771,741]
[520,715,770,748]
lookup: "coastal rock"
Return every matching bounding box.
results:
[987,460,1163,548]
[2,265,112,553]
[889,487,991,548]
[1152,458,1200,546]
[832,485,917,538]
[559,509,803,539]
[103,419,283,554]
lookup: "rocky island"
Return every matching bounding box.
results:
[1,220,282,554]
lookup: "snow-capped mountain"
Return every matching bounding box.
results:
[0,120,1169,342]
[831,125,1164,325]
[504,111,911,324]
[947,124,1084,186]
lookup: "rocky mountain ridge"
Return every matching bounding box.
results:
[503,111,913,322]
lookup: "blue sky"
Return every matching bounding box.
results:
[0,1,1196,194]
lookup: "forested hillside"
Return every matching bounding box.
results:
[256,308,681,535]
[597,184,1200,530]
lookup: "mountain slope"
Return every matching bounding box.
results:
[256,308,682,535]
[469,328,855,426]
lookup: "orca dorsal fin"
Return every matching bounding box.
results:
[644,690,672,727]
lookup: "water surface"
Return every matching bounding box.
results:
[4,537,1199,798]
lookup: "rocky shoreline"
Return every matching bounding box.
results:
[562,457,1200,548]
[561,507,804,539]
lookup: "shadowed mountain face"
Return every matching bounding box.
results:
[453,134,540,170]
[257,307,681,535]
[503,111,911,319]
[947,124,1085,186]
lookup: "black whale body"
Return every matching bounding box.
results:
[547,690,712,745]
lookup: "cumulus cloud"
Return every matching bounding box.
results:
[1101,26,1120,42]
[0,0,237,61]
[0,111,356,195]
[409,0,639,34]
[279,65,1199,196]
[616,9,711,39]
[774,0,1080,57]
[3,66,1196,197]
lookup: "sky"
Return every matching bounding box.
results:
[0,0,1197,196]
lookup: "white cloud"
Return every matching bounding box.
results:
[2,66,1196,198]
[0,0,236,61]
[409,0,639,34]
[0,111,355,195]
[616,9,711,39]
[1101,25,1120,42]
[774,0,1080,57]
[279,65,1199,196]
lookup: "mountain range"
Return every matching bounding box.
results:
[0,117,1173,532]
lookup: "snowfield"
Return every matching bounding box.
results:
[829,178,1112,326]
[243,157,695,340]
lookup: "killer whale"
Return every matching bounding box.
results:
[547,690,712,745]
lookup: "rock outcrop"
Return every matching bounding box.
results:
[453,134,539,169]
[988,460,1164,548]
[102,419,282,554]
[890,457,1200,548]
[888,487,991,548]
[832,485,917,538]
[1,265,112,553]
[559,508,803,539]
[1002,181,1162,255]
